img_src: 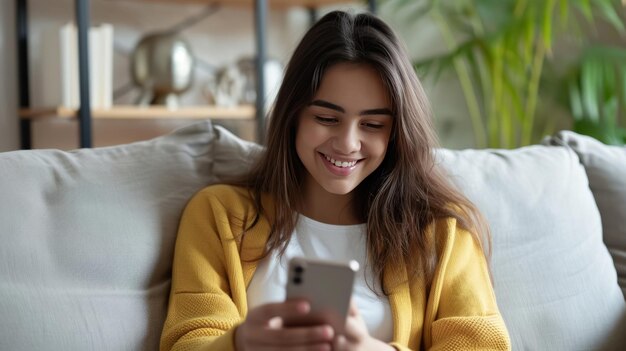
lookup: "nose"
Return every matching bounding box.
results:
[331,122,361,155]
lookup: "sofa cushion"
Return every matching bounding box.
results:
[0,121,260,351]
[542,131,626,298]
[2,121,624,351]
[437,145,625,350]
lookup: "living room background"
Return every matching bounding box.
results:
[1,0,481,151]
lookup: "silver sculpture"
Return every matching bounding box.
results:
[131,32,195,108]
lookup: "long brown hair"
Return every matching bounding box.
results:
[232,10,490,291]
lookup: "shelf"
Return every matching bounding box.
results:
[19,105,255,120]
[103,0,358,8]
[17,0,373,148]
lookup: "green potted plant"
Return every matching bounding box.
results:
[559,45,626,145]
[379,0,625,148]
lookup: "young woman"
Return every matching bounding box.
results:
[160,10,511,351]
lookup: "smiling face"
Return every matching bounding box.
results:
[295,62,393,201]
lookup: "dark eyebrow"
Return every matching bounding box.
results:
[309,99,393,116]
[310,100,345,113]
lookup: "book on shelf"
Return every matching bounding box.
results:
[40,22,114,110]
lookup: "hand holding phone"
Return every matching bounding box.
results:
[284,257,360,335]
[235,299,335,351]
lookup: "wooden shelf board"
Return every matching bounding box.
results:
[102,0,358,8]
[19,105,256,120]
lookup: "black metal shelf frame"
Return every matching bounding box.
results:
[16,0,377,149]
[16,0,31,149]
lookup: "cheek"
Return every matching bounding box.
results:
[371,135,391,160]
[295,129,307,163]
[297,121,327,148]
[295,120,319,162]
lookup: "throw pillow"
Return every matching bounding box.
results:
[437,145,625,350]
[0,121,259,351]
[542,131,626,299]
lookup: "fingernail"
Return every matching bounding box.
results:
[334,335,346,347]
[296,301,310,314]
[323,326,334,338]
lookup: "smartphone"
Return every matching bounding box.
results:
[284,257,359,335]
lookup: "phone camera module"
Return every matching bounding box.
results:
[294,265,304,274]
[293,277,302,285]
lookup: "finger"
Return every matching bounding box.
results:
[267,316,282,329]
[248,300,310,324]
[342,315,367,343]
[247,324,334,346]
[333,335,348,351]
[348,299,359,317]
[342,316,358,340]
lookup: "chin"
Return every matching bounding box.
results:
[322,183,358,196]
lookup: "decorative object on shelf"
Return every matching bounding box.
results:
[204,56,283,108]
[131,31,195,109]
[236,57,283,106]
[40,22,114,110]
[203,65,245,107]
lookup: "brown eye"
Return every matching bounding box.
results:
[363,122,384,129]
[315,116,338,124]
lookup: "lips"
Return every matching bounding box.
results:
[319,152,361,176]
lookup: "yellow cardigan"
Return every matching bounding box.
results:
[160,185,511,351]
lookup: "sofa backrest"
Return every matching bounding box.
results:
[0,121,624,350]
[543,131,626,299]
[0,122,259,350]
[438,144,625,350]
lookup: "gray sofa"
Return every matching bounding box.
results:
[1,121,624,350]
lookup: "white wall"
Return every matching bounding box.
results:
[0,0,19,151]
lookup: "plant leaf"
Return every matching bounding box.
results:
[577,0,594,22]
[542,0,556,52]
[581,57,601,121]
[559,0,569,25]
[593,0,626,34]
[568,75,585,120]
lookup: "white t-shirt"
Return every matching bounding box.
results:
[246,214,393,342]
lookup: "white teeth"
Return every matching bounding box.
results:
[323,154,357,168]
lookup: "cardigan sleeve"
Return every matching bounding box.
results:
[425,219,511,351]
[160,186,248,351]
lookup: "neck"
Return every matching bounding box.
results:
[299,180,361,225]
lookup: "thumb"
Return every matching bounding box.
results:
[334,334,348,351]
[349,299,360,317]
